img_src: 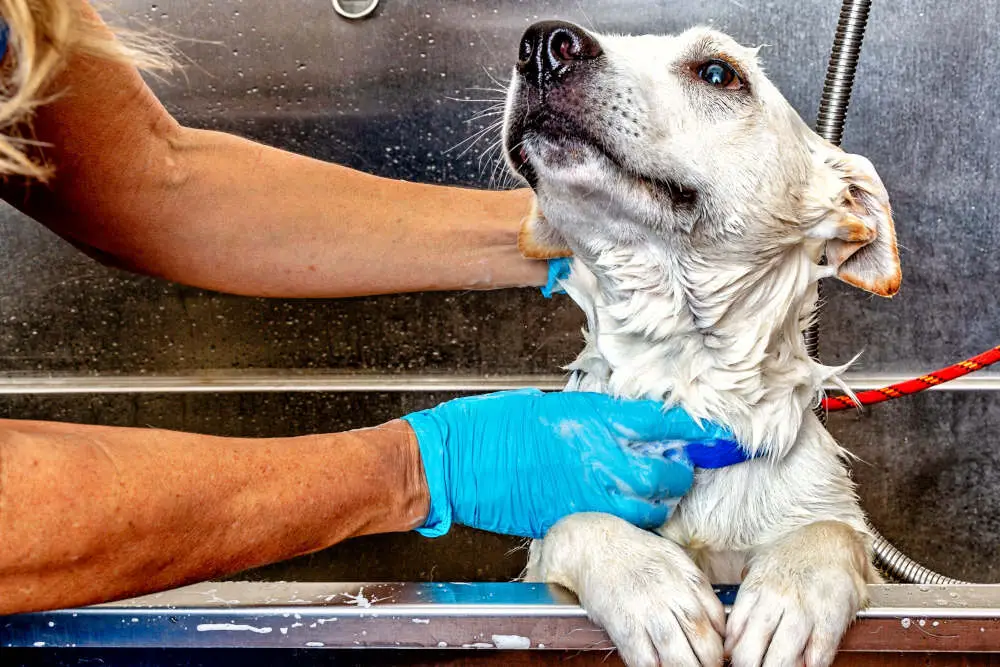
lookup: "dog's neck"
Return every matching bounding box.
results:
[563,239,843,458]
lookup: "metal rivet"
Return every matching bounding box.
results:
[332,0,379,20]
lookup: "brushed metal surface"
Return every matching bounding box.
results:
[0,582,1000,652]
[0,371,996,394]
[0,0,995,376]
[4,582,1000,651]
[0,651,995,667]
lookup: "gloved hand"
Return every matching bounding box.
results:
[402,388,739,539]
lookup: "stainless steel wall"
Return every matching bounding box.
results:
[0,1,996,582]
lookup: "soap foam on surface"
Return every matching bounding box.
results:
[491,634,531,649]
[196,623,272,634]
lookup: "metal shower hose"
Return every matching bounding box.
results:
[812,0,968,585]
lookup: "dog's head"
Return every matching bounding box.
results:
[503,21,900,298]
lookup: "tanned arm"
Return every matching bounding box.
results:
[0,1,545,298]
[0,418,427,614]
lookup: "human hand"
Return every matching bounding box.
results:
[402,389,737,539]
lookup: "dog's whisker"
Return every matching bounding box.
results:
[482,149,508,183]
[455,136,497,160]
[480,151,503,178]
[465,113,504,125]
[464,108,506,123]
[455,133,503,161]
[470,118,504,138]
[464,114,504,127]
[445,120,504,156]
[574,0,601,32]
[467,84,508,94]
[487,137,523,188]
[495,168,520,192]
[504,540,530,558]
[443,131,491,156]
[488,165,515,191]
[492,162,517,191]
[480,65,511,90]
[477,136,505,168]
[445,96,508,104]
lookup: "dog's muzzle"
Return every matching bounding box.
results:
[516,20,603,90]
[505,21,604,185]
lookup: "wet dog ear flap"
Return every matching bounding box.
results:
[805,147,901,297]
[518,198,573,259]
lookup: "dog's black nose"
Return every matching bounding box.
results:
[517,21,602,87]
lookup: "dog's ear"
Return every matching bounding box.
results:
[804,146,901,297]
[518,198,573,259]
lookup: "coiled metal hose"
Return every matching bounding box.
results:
[816,0,872,146]
[812,0,971,585]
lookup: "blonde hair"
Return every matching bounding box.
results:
[0,0,174,180]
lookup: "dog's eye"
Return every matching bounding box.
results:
[697,60,741,89]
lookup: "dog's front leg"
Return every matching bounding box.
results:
[525,512,725,667]
[726,520,881,667]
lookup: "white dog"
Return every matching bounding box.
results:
[502,21,900,667]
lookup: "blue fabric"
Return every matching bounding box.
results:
[403,389,747,539]
[685,438,758,468]
[0,18,9,63]
[541,257,572,297]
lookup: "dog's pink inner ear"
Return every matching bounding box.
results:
[820,154,901,298]
[518,199,573,260]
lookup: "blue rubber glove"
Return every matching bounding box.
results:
[541,257,572,298]
[402,388,739,539]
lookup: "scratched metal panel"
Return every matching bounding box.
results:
[0,389,996,584]
[0,0,995,374]
[0,0,996,590]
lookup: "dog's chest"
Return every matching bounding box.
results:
[560,262,866,579]
[566,349,866,581]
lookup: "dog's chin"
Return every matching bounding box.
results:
[529,134,602,174]
[507,132,609,189]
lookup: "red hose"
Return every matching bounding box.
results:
[822,345,1000,412]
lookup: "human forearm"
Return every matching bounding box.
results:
[0,419,427,614]
[123,127,545,297]
[0,1,546,297]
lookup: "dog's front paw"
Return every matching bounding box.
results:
[529,513,724,667]
[725,521,875,667]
